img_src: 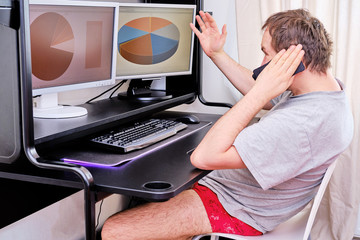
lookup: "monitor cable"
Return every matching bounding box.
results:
[86,80,127,104]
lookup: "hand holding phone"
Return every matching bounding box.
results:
[252,60,305,80]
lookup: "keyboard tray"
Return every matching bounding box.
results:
[45,120,211,167]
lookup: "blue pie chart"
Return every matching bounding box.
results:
[118,17,180,65]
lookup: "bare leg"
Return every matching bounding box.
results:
[101,189,212,240]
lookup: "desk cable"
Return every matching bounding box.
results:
[95,199,104,230]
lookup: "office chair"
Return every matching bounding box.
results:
[193,159,338,240]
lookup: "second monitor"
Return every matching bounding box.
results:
[116,3,196,101]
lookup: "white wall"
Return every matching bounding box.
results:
[0,1,241,239]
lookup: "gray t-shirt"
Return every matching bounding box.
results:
[199,80,353,233]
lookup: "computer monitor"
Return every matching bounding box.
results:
[29,0,118,118]
[115,3,196,101]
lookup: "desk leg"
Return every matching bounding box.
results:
[84,188,96,240]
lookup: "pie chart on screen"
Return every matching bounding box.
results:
[30,12,74,81]
[118,17,180,65]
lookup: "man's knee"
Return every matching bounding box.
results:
[101,215,119,240]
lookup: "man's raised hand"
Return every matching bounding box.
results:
[190,11,227,59]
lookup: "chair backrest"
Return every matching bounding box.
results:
[192,159,338,240]
[302,159,337,240]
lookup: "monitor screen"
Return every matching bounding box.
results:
[28,0,118,118]
[115,3,196,80]
[30,0,118,96]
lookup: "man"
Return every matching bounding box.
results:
[102,9,353,240]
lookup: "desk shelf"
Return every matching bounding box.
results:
[5,111,220,201]
[34,92,196,147]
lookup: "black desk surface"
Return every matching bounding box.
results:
[80,121,212,200]
[1,111,221,201]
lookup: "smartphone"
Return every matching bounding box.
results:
[252,61,305,80]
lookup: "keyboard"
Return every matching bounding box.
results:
[89,118,188,153]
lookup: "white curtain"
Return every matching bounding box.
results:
[235,0,360,239]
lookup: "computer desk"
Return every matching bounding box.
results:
[0,96,222,240]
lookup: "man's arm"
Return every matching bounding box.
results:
[190,11,274,110]
[190,11,255,96]
[191,45,305,170]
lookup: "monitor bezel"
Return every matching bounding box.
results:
[29,0,119,96]
[115,2,196,81]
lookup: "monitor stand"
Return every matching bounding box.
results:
[33,93,87,119]
[117,78,172,102]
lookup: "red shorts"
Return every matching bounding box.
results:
[192,183,262,236]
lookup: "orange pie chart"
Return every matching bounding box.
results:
[30,12,74,81]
